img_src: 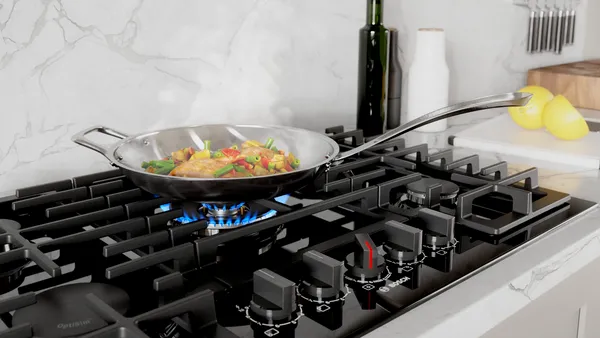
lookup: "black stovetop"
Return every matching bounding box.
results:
[0,126,596,338]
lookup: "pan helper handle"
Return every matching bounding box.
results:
[332,92,532,162]
[72,125,129,157]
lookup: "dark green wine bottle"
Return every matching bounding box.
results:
[356,0,389,137]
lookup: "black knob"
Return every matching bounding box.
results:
[301,250,343,300]
[344,234,385,280]
[250,269,297,322]
[418,208,455,247]
[383,220,423,263]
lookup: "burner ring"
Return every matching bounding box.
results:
[406,178,460,204]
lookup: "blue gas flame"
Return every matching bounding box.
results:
[159,194,290,227]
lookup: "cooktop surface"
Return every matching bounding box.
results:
[0,126,596,338]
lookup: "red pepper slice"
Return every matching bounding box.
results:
[221,148,241,158]
[234,159,253,170]
[261,157,270,169]
[284,163,293,172]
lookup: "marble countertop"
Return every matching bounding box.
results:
[363,125,600,338]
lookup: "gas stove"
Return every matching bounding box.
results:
[0,125,597,338]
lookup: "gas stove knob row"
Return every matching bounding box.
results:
[301,250,343,300]
[344,233,386,281]
[383,220,423,264]
[250,269,297,323]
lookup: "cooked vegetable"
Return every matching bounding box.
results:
[214,164,235,178]
[245,155,260,164]
[191,149,210,160]
[221,148,240,158]
[142,160,176,175]
[290,158,300,169]
[141,137,300,178]
[265,137,274,149]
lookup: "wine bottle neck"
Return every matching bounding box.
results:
[366,0,383,25]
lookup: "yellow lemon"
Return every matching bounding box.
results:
[543,95,589,140]
[507,85,554,129]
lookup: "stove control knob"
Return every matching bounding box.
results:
[344,234,386,280]
[383,221,423,263]
[301,250,343,300]
[418,208,455,247]
[250,269,297,322]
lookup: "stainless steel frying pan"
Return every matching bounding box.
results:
[72,92,531,202]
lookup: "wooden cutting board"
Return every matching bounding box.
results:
[528,60,600,110]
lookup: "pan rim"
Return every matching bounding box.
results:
[105,123,342,182]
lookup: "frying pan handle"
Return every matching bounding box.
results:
[333,92,532,162]
[72,125,129,158]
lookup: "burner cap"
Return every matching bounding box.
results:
[12,283,130,338]
[406,178,459,201]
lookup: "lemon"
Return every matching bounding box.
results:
[508,85,555,130]
[543,95,589,140]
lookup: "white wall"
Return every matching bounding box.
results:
[0,0,596,191]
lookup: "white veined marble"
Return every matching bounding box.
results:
[0,0,595,191]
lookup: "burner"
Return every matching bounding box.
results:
[159,195,290,231]
[0,223,28,294]
[202,202,246,218]
[406,178,460,205]
[12,283,130,338]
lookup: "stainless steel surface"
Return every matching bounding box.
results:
[536,10,545,52]
[73,124,339,201]
[527,10,537,53]
[73,92,531,202]
[555,9,565,54]
[546,9,554,51]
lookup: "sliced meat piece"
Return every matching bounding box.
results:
[239,146,276,160]
[169,157,232,178]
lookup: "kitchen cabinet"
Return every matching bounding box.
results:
[482,255,600,338]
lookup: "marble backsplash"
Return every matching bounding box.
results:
[0,0,596,191]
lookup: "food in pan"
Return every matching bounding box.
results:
[141,138,300,178]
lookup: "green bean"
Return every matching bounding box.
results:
[213,151,224,158]
[203,140,211,151]
[290,158,300,169]
[155,160,174,167]
[233,165,253,176]
[214,164,234,177]
[245,155,260,164]
[268,162,276,171]
[271,146,278,152]
[154,164,175,175]
[264,137,274,149]
[141,161,150,169]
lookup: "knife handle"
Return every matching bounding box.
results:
[538,10,548,51]
[565,9,573,45]
[568,9,577,44]
[527,10,538,53]
[554,9,565,54]
[546,10,555,51]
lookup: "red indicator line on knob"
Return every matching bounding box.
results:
[365,241,373,269]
